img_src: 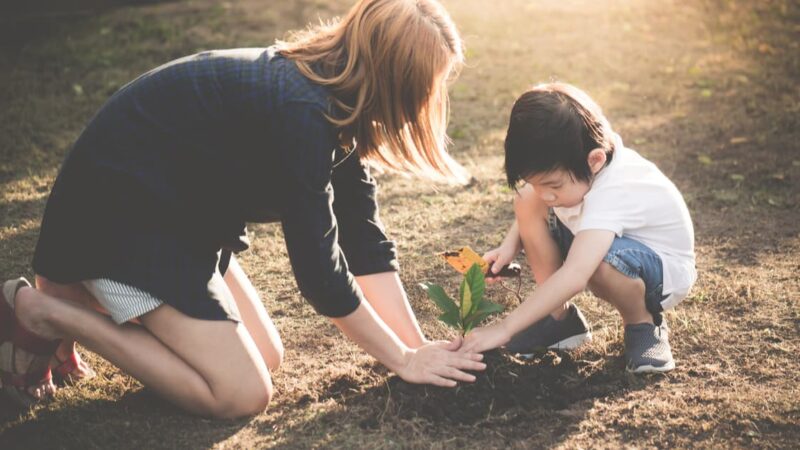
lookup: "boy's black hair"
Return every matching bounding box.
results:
[504,82,614,188]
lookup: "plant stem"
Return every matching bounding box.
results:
[497,274,524,303]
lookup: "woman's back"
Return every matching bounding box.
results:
[70,47,334,221]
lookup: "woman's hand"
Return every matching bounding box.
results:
[396,337,486,387]
[461,323,512,354]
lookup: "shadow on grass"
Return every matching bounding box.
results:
[268,349,665,447]
[0,389,249,449]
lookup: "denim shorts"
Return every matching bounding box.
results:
[548,211,666,325]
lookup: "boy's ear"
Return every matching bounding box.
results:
[587,148,607,174]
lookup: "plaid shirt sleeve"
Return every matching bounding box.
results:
[331,150,399,275]
[278,100,366,317]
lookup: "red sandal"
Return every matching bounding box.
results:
[0,277,61,409]
[52,350,95,384]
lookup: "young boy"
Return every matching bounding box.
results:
[462,83,696,373]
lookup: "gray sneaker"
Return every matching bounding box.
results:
[505,304,592,357]
[624,321,675,373]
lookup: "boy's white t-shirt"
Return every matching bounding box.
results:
[553,134,697,309]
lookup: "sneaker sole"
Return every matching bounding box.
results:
[517,331,592,359]
[627,360,676,374]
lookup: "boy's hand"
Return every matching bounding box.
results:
[461,323,512,353]
[483,245,517,283]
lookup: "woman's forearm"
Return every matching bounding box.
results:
[355,271,426,348]
[329,300,410,372]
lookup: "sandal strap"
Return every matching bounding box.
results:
[1,367,52,388]
[1,277,61,355]
[53,352,80,377]
[0,278,27,343]
[0,298,12,342]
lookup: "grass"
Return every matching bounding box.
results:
[1,0,799,448]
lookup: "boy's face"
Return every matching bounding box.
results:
[525,169,590,208]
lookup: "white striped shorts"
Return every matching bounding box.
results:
[82,278,164,324]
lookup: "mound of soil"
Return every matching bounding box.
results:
[362,350,630,426]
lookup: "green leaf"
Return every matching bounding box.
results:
[438,309,461,330]
[462,263,486,315]
[462,313,491,333]
[462,301,504,332]
[475,300,505,315]
[460,282,472,323]
[420,282,458,317]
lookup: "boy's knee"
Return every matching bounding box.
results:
[588,262,617,296]
[588,262,645,301]
[513,185,548,219]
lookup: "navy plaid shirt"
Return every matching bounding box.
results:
[69,47,398,317]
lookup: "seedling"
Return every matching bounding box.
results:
[420,263,504,335]
[441,245,525,303]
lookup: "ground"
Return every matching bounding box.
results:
[0,0,798,448]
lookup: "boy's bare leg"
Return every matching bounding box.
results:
[514,185,570,320]
[14,285,273,418]
[587,262,654,325]
[223,256,284,371]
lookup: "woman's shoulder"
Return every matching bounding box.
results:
[270,51,333,112]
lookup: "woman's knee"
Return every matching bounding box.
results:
[265,342,284,372]
[209,377,274,419]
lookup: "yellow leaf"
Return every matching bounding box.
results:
[441,246,489,274]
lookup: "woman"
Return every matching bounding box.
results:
[0,0,485,417]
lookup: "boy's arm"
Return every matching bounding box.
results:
[502,220,521,251]
[484,220,522,276]
[463,229,616,353]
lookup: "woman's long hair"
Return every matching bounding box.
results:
[277,0,469,183]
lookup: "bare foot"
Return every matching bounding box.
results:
[50,342,96,384]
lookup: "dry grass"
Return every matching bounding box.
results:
[1,0,798,448]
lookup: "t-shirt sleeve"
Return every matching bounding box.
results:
[575,184,646,236]
[330,150,399,275]
[278,101,364,317]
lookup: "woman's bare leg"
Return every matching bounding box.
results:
[14,284,273,418]
[223,257,284,371]
[35,276,99,383]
